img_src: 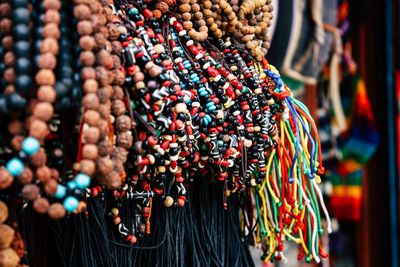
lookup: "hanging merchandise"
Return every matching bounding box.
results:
[318,0,379,221]
[0,0,331,265]
[266,0,337,84]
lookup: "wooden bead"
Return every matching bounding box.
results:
[21,184,40,201]
[0,224,14,249]
[29,119,49,141]
[33,197,50,214]
[164,196,174,207]
[17,167,33,184]
[83,127,100,144]
[0,169,13,190]
[79,159,96,176]
[48,203,66,219]
[82,144,98,160]
[30,149,47,167]
[77,20,93,35]
[82,93,99,109]
[97,157,113,176]
[36,166,51,183]
[0,201,8,224]
[32,102,54,122]
[179,3,190,12]
[0,248,20,267]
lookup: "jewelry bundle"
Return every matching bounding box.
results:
[0,0,330,265]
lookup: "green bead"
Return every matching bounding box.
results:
[140,114,148,122]
[216,64,222,69]
[217,140,223,146]
[128,8,138,15]
[201,143,207,151]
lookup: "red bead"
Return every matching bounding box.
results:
[136,21,144,26]
[236,83,243,90]
[140,158,150,165]
[147,136,157,147]
[221,160,229,167]
[231,79,238,86]
[146,28,155,38]
[170,161,177,169]
[136,51,144,58]
[145,93,151,103]
[161,140,169,150]
[154,188,163,195]
[186,125,193,135]
[156,33,164,43]
[162,80,171,87]
[190,107,198,116]
[189,45,199,55]
[198,112,205,118]
[175,119,184,129]
[174,21,183,32]
[226,86,234,97]
[177,198,185,206]
[207,67,218,77]
[91,187,98,197]
[143,8,153,18]
[138,131,147,141]
[127,66,136,76]
[121,41,130,47]
[162,60,170,67]
[178,61,185,70]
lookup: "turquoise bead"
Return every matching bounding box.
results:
[22,137,40,155]
[75,173,90,189]
[67,181,77,190]
[128,8,138,15]
[218,140,224,146]
[63,196,79,212]
[54,185,67,199]
[6,158,24,176]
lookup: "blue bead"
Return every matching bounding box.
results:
[205,115,211,123]
[22,137,40,155]
[75,173,91,189]
[63,196,79,212]
[192,113,198,119]
[193,77,199,82]
[54,184,67,199]
[200,91,208,96]
[6,158,24,176]
[203,118,208,125]
[206,102,214,107]
[67,180,77,190]
[208,106,216,111]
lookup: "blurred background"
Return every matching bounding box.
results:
[253,0,400,266]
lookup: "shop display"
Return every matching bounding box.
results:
[0,0,331,265]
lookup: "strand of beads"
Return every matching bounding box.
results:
[178,0,208,41]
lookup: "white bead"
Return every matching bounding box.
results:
[179,30,187,36]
